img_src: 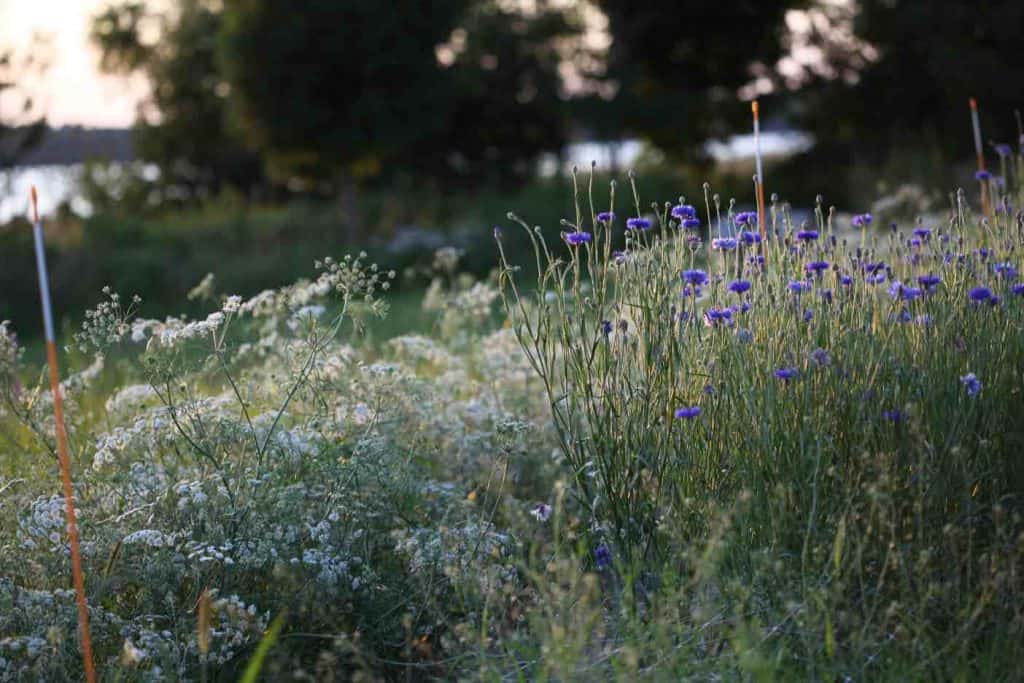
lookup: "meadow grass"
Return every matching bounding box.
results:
[1,157,1023,680]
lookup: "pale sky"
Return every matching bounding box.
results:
[0,0,145,127]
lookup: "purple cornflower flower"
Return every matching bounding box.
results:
[810,348,831,366]
[774,367,799,382]
[960,372,981,397]
[681,269,709,286]
[565,231,592,246]
[912,227,932,240]
[803,308,814,322]
[594,543,612,569]
[671,204,698,220]
[917,274,941,290]
[682,285,703,298]
[530,503,553,522]
[612,250,629,265]
[888,281,923,301]
[993,143,1012,158]
[968,286,993,303]
[994,262,1018,280]
[739,230,762,245]
[711,237,738,251]
[788,280,811,294]
[805,260,830,275]
[682,218,701,230]
[796,229,819,241]
[600,320,612,336]
[704,307,734,327]
[728,279,752,294]
[852,213,873,228]
[975,170,992,181]
[674,406,702,420]
[882,408,906,423]
[863,261,886,274]
[597,211,616,224]
[820,289,833,303]
[626,217,652,231]
[840,274,853,287]
[735,211,758,225]
[1012,283,1024,296]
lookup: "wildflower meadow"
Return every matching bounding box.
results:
[2,144,1024,680]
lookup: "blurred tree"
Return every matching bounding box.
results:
[91,0,263,205]
[415,0,592,188]
[795,0,1024,168]
[0,37,50,168]
[595,0,799,161]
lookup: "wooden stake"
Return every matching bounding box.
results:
[969,98,990,216]
[30,187,97,683]
[752,100,767,240]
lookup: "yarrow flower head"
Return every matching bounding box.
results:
[796,229,819,242]
[711,237,738,251]
[727,279,752,294]
[626,217,652,231]
[674,406,702,420]
[671,204,697,220]
[959,372,981,397]
[596,211,616,223]
[681,269,709,286]
[564,230,592,246]
[852,213,873,228]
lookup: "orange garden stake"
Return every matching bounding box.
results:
[30,187,97,683]
[752,100,767,240]
[969,98,991,216]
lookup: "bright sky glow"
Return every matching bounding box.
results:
[0,0,145,127]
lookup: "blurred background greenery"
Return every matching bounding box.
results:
[2,0,1022,338]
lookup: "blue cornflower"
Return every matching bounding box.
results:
[749,254,766,266]
[917,274,942,290]
[735,211,758,225]
[626,217,652,231]
[862,261,886,274]
[739,230,762,245]
[840,274,853,287]
[788,280,811,294]
[803,308,814,322]
[888,281,923,301]
[674,406,702,420]
[612,250,629,265]
[711,237,738,251]
[774,367,799,382]
[993,143,1012,157]
[820,289,833,304]
[805,260,830,275]
[882,408,906,423]
[960,372,981,396]
[968,286,993,303]
[597,211,616,223]
[975,170,992,181]
[796,229,819,241]
[682,218,701,230]
[564,231,592,246]
[671,204,698,220]
[811,348,831,366]
[994,262,1018,280]
[681,269,709,286]
[681,285,703,298]
[852,213,874,228]
[594,543,612,569]
[1012,283,1024,296]
[728,279,752,294]
[600,320,612,336]
[912,227,932,240]
[704,307,734,327]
